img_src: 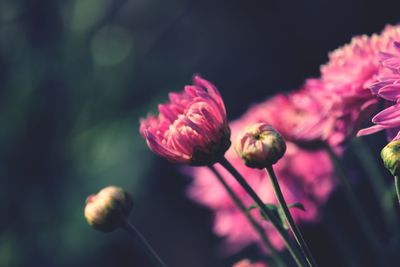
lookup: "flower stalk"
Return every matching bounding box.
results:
[121,219,168,267]
[84,187,168,267]
[265,165,318,267]
[209,166,288,267]
[218,156,307,267]
[352,138,398,229]
[395,176,400,206]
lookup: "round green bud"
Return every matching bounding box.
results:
[381,140,400,177]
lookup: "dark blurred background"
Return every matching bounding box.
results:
[1,0,400,266]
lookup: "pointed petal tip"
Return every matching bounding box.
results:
[357,125,385,137]
[192,73,203,81]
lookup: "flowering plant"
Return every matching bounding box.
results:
[86,24,400,267]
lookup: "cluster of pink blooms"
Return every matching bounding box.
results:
[188,95,336,252]
[139,24,400,259]
[187,25,400,253]
[321,25,400,141]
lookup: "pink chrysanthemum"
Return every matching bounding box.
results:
[140,75,231,166]
[318,25,400,140]
[187,95,336,253]
[233,259,269,267]
[358,41,400,140]
[254,79,344,147]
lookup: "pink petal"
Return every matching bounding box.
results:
[377,84,400,101]
[372,104,400,126]
[356,125,386,136]
[193,74,226,115]
[393,130,400,140]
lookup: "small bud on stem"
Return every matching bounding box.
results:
[381,140,400,177]
[235,123,286,168]
[381,140,400,205]
[84,186,133,232]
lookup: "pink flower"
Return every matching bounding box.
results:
[254,79,344,147]
[318,25,400,141]
[140,75,231,165]
[233,259,269,267]
[358,41,400,140]
[187,97,336,253]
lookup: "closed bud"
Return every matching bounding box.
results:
[235,123,286,168]
[84,186,133,232]
[381,140,400,177]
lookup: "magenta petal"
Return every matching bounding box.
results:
[158,104,176,122]
[145,131,181,159]
[379,51,395,61]
[369,79,397,95]
[184,85,199,97]
[378,84,400,101]
[193,75,226,114]
[193,75,220,97]
[357,125,386,136]
[393,130,400,140]
[383,57,400,71]
[386,126,400,140]
[372,104,400,126]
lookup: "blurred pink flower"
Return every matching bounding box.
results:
[233,259,269,267]
[140,75,231,165]
[358,41,400,140]
[254,79,345,147]
[319,25,400,140]
[187,97,336,253]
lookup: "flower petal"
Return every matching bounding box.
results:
[372,104,400,126]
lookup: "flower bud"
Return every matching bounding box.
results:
[84,186,133,232]
[235,123,286,168]
[381,139,400,177]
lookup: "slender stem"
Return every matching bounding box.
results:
[121,219,168,267]
[265,165,318,267]
[209,166,288,267]
[218,157,307,267]
[352,138,398,228]
[324,145,381,251]
[395,176,400,206]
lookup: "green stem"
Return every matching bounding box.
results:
[209,166,288,267]
[218,157,307,267]
[395,176,400,206]
[121,219,168,267]
[352,138,398,229]
[324,145,381,253]
[265,165,318,267]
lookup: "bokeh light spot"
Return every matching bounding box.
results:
[91,25,133,66]
[0,1,20,22]
[69,0,110,33]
